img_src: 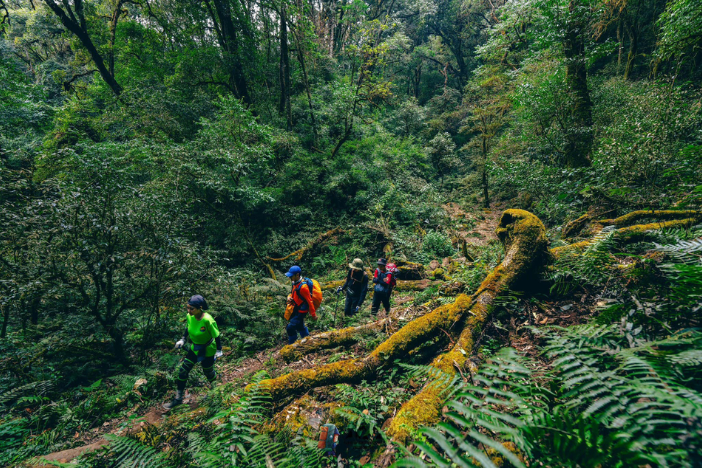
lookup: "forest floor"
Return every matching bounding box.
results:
[38,294,428,465]
[38,203,594,466]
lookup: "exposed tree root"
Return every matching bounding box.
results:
[266,228,343,262]
[251,210,548,415]
[598,210,701,227]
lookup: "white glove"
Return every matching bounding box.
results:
[215,350,223,360]
[174,339,185,349]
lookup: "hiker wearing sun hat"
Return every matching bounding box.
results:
[371,258,395,316]
[336,258,369,317]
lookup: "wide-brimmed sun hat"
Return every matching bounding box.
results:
[348,258,364,270]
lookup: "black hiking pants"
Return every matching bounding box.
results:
[175,348,216,392]
[371,291,390,316]
[344,293,364,316]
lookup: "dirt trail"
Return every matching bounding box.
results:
[444,202,502,247]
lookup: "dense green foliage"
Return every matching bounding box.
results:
[1,0,701,465]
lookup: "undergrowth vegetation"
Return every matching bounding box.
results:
[2,0,702,465]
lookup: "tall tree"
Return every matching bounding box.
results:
[206,0,253,104]
[562,0,593,167]
[41,0,122,96]
[279,3,292,128]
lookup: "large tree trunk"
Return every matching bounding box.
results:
[563,0,593,168]
[212,0,252,104]
[279,5,292,129]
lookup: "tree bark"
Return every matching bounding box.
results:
[563,0,593,168]
[211,0,252,104]
[279,5,292,129]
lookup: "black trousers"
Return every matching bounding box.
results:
[344,294,363,316]
[175,348,216,392]
[371,292,390,315]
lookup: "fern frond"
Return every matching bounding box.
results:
[0,380,53,407]
[104,434,167,467]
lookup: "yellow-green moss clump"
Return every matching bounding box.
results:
[599,210,701,227]
[264,395,343,438]
[388,209,548,443]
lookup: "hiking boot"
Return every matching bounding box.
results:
[162,398,182,410]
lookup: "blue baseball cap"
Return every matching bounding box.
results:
[285,265,302,277]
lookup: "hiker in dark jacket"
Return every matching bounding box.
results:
[371,258,394,316]
[336,258,369,317]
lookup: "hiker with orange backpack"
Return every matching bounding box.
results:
[371,258,396,316]
[285,266,318,344]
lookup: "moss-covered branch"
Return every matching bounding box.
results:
[278,318,393,362]
[321,278,439,291]
[598,210,701,227]
[551,217,700,258]
[266,228,343,262]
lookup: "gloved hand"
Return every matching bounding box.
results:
[336,286,344,294]
[354,306,360,313]
[215,350,223,360]
[174,339,185,350]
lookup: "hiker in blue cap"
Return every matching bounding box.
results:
[285,265,317,344]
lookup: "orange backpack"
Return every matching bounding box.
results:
[284,279,323,320]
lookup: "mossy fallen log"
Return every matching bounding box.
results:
[250,210,548,410]
[279,318,393,363]
[386,209,549,442]
[598,210,701,227]
[266,228,343,262]
[561,213,591,239]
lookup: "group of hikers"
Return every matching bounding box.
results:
[164,258,396,410]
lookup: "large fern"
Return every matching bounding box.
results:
[400,327,702,467]
[185,370,324,467]
[102,434,168,467]
[396,348,538,468]
[549,228,618,295]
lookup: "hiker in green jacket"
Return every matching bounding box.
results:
[164,295,222,410]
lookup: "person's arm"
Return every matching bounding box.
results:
[340,271,351,292]
[357,274,369,307]
[372,269,380,284]
[300,283,316,318]
[182,329,188,342]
